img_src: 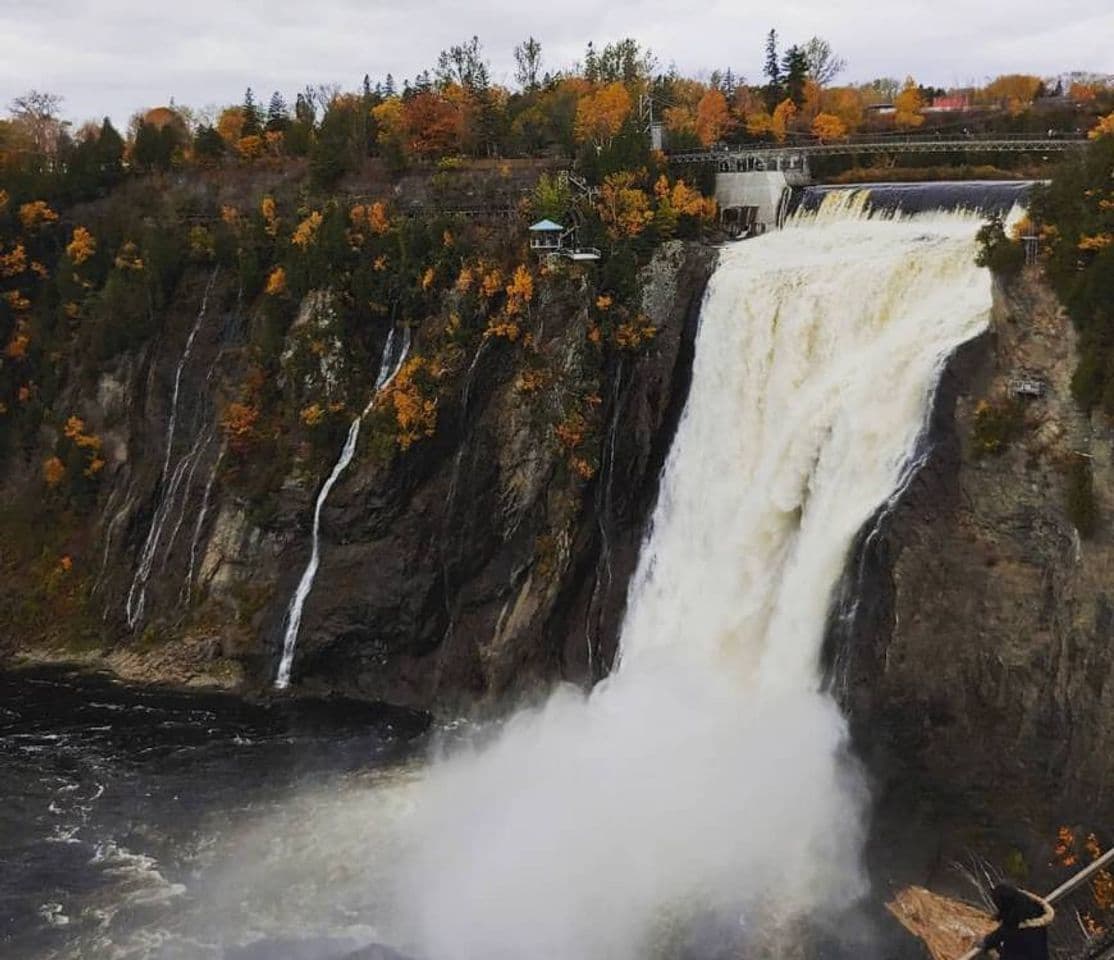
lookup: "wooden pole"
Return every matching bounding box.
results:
[957,847,1114,960]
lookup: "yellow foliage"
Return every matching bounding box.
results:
[894,78,925,129]
[265,266,287,295]
[598,171,653,239]
[485,317,521,341]
[0,242,28,278]
[811,112,848,142]
[596,294,613,311]
[373,255,388,271]
[515,368,550,393]
[442,229,454,248]
[19,200,58,230]
[58,555,73,573]
[455,265,475,293]
[574,82,633,146]
[379,357,441,449]
[220,204,241,227]
[260,196,279,235]
[64,302,80,319]
[771,99,797,142]
[236,135,265,160]
[300,403,326,426]
[291,211,323,249]
[0,189,7,213]
[1078,234,1113,251]
[30,260,48,279]
[504,264,534,314]
[421,266,436,290]
[64,415,102,450]
[66,226,97,265]
[84,457,105,478]
[614,314,657,350]
[43,456,65,487]
[349,202,391,236]
[481,268,504,298]
[1089,113,1114,140]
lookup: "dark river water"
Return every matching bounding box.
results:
[0,667,429,960]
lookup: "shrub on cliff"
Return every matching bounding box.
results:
[970,397,1025,457]
[974,215,1024,278]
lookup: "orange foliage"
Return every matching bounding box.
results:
[812,112,848,142]
[260,196,279,235]
[379,357,441,449]
[300,403,326,426]
[421,267,436,290]
[1090,113,1114,140]
[771,100,797,142]
[64,415,101,450]
[574,82,632,147]
[1078,234,1113,252]
[19,200,58,230]
[613,314,657,350]
[822,87,865,133]
[0,189,7,213]
[745,110,773,138]
[350,202,390,235]
[403,91,466,160]
[0,242,28,278]
[481,267,504,299]
[216,107,245,143]
[66,226,96,265]
[236,135,264,159]
[695,89,731,147]
[221,401,260,453]
[5,333,30,359]
[265,266,287,295]
[504,264,534,315]
[291,211,323,249]
[43,456,65,488]
[1070,82,1100,102]
[220,204,241,227]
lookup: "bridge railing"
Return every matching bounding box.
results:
[669,134,1089,163]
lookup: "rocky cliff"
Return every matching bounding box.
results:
[830,268,1114,892]
[0,235,716,713]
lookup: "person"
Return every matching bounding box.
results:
[980,884,1054,960]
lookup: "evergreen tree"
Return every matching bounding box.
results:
[584,42,599,83]
[294,92,315,125]
[384,73,396,97]
[193,124,225,162]
[763,29,783,110]
[781,45,809,106]
[265,91,290,132]
[242,87,262,135]
[96,117,125,180]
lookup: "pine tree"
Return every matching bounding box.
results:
[763,29,783,111]
[514,37,543,91]
[781,45,809,106]
[96,117,125,178]
[242,87,261,136]
[266,91,290,132]
[384,73,396,97]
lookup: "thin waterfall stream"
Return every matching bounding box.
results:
[275,328,411,689]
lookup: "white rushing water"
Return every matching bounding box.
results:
[124,270,217,628]
[388,198,994,960]
[275,328,411,689]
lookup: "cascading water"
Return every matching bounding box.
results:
[124,269,218,628]
[275,328,411,689]
[388,197,995,960]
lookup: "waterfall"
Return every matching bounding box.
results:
[275,328,411,689]
[124,270,217,628]
[392,200,994,960]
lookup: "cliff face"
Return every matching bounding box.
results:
[831,270,1114,882]
[0,240,716,712]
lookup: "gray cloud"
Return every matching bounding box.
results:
[1,0,1111,127]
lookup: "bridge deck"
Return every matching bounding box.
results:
[670,135,1089,164]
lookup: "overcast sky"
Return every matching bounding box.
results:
[2,0,1113,127]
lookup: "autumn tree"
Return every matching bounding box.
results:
[403,91,466,160]
[811,112,847,142]
[598,171,653,239]
[436,36,490,93]
[982,74,1043,115]
[695,89,731,146]
[574,82,632,149]
[894,77,925,129]
[771,99,798,141]
[9,90,65,155]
